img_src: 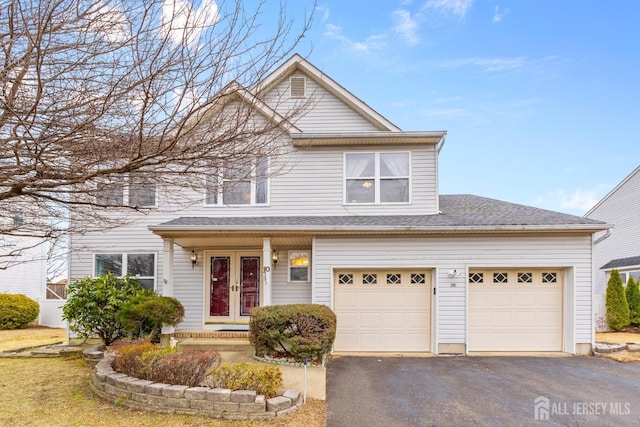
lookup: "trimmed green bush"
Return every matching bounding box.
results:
[626,276,640,325]
[205,363,282,398]
[249,303,336,362]
[117,295,185,340]
[606,269,630,331]
[62,273,152,345]
[0,293,39,329]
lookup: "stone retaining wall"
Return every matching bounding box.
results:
[90,357,301,420]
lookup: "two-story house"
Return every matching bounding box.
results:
[585,165,640,330]
[69,54,608,355]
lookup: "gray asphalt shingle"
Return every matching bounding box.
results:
[155,194,606,230]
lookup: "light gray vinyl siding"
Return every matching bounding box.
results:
[271,249,312,305]
[313,234,594,345]
[186,144,437,216]
[586,168,640,295]
[265,71,382,133]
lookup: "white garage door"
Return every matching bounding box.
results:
[468,269,563,351]
[334,270,432,352]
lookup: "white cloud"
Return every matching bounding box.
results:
[492,5,509,23]
[316,5,330,22]
[535,189,604,215]
[438,56,527,72]
[161,0,219,47]
[324,24,387,54]
[423,0,474,18]
[392,9,420,45]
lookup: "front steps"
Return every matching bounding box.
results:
[164,330,253,353]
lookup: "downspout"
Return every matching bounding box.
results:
[436,133,447,153]
[593,227,612,245]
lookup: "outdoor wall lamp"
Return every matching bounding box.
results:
[190,250,197,268]
[272,250,278,267]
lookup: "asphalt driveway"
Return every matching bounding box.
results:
[326,356,640,426]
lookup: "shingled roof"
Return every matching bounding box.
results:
[601,255,640,270]
[150,195,607,234]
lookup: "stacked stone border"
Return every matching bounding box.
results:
[90,356,302,420]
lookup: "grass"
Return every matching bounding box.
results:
[0,326,67,352]
[0,357,326,427]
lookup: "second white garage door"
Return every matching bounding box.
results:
[333,269,432,352]
[468,269,563,351]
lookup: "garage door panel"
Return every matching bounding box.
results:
[334,269,431,352]
[469,269,563,352]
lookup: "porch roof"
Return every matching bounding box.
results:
[149,195,608,247]
[601,255,640,270]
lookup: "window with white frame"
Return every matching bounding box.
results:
[288,250,310,282]
[344,152,410,204]
[94,253,156,290]
[617,270,640,285]
[205,157,268,205]
[129,175,156,207]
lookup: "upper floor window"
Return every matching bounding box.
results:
[94,252,156,290]
[206,157,268,206]
[95,175,155,207]
[129,176,156,207]
[344,152,410,204]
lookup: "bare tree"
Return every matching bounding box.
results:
[0,0,314,267]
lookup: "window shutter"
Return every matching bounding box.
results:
[290,76,306,98]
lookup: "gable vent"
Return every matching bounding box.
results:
[290,76,306,98]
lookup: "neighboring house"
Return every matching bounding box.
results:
[69,54,608,354]
[585,165,640,330]
[0,235,66,327]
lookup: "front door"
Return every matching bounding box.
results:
[207,252,261,323]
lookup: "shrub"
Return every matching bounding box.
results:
[606,269,630,331]
[205,363,282,398]
[0,293,39,329]
[111,342,220,387]
[249,303,336,362]
[117,295,185,340]
[62,273,152,345]
[111,341,168,377]
[626,277,640,325]
[150,350,221,387]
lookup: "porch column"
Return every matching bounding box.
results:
[161,239,175,334]
[262,237,272,306]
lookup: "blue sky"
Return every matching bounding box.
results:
[287,0,640,215]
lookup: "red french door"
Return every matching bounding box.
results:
[208,253,260,322]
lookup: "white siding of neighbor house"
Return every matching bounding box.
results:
[585,166,640,327]
[265,71,383,133]
[0,237,47,301]
[312,234,594,347]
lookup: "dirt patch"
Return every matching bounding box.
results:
[600,351,640,363]
[0,326,67,352]
[0,357,326,426]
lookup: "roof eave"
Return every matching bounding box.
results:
[290,131,447,147]
[149,223,610,236]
